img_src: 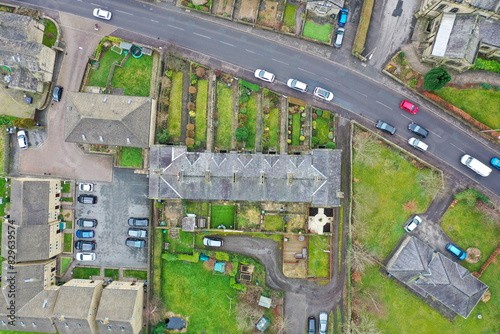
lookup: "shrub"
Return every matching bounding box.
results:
[181,0,188,6]
[195,67,205,77]
[240,94,249,103]
[472,58,500,74]
[423,67,451,90]
[480,83,492,90]
[240,107,247,114]
[189,86,197,94]
[299,135,305,141]
[312,137,319,146]
[398,52,405,58]
[326,142,336,149]
[312,121,317,129]
[312,113,318,119]
[409,78,418,87]
[240,79,259,92]
[239,114,248,123]
[216,252,230,261]
[161,253,178,261]
[187,2,194,8]
[312,129,318,137]
[232,283,247,291]
[157,129,170,144]
[187,123,195,131]
[187,102,195,110]
[190,74,198,83]
[316,109,323,117]
[287,139,292,144]
[165,70,173,78]
[235,126,249,141]
[187,130,194,138]
[189,110,196,117]
[186,138,195,146]
[215,70,222,77]
[177,252,199,262]
[195,140,201,147]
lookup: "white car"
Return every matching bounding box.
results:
[17,130,28,149]
[93,8,112,20]
[287,79,308,92]
[313,87,334,101]
[408,137,428,152]
[403,215,422,232]
[79,183,94,192]
[319,312,328,334]
[76,252,96,261]
[254,69,275,83]
[128,228,148,238]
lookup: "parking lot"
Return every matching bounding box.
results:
[74,168,150,268]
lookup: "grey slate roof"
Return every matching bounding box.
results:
[1,223,51,262]
[51,282,102,320]
[479,18,500,47]
[10,179,51,227]
[386,236,488,318]
[462,0,500,11]
[149,146,342,206]
[64,93,153,148]
[1,262,48,310]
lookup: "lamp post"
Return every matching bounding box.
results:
[480,129,500,139]
[78,46,93,58]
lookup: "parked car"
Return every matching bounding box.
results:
[408,137,428,152]
[75,240,96,251]
[334,27,345,48]
[400,100,418,114]
[79,183,94,192]
[319,312,328,334]
[75,252,96,261]
[77,219,97,228]
[77,195,97,204]
[76,230,95,239]
[203,237,223,247]
[128,218,149,227]
[93,8,112,20]
[445,243,467,260]
[254,69,275,83]
[52,86,63,102]
[337,8,348,26]
[376,120,396,135]
[460,154,492,177]
[490,157,500,170]
[313,87,334,101]
[126,238,146,248]
[307,316,316,334]
[403,215,422,232]
[408,122,429,138]
[287,79,308,92]
[17,130,28,149]
[128,228,148,238]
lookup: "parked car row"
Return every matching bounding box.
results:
[333,9,348,48]
[307,312,328,334]
[75,215,97,261]
[126,218,149,248]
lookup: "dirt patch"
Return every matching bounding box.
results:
[239,0,260,20]
[307,10,335,25]
[217,0,235,15]
[203,257,215,270]
[257,1,279,27]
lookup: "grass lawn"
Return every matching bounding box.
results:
[302,21,333,43]
[263,215,283,231]
[308,235,330,278]
[73,267,101,279]
[65,221,72,229]
[216,85,233,150]
[186,201,210,216]
[0,127,7,175]
[440,191,500,273]
[0,178,8,216]
[64,233,73,252]
[42,19,57,48]
[196,80,208,142]
[120,147,143,168]
[432,88,500,129]
[60,257,71,274]
[292,113,301,145]
[153,229,163,296]
[168,72,183,138]
[111,53,153,96]
[283,3,298,30]
[245,92,258,150]
[62,181,71,193]
[211,205,235,228]
[269,107,279,149]
[105,268,120,281]
[123,270,148,280]
[164,230,194,254]
[87,48,125,87]
[316,116,330,145]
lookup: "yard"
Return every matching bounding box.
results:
[236,202,261,231]
[42,19,57,48]
[186,201,210,217]
[269,108,280,147]
[123,270,148,280]
[104,269,119,281]
[245,92,258,150]
[120,147,143,168]
[211,205,235,228]
[73,267,101,279]
[60,257,71,274]
[292,113,301,145]
[302,21,333,43]
[167,72,183,138]
[432,88,500,129]
[215,84,233,150]
[282,3,298,33]
[111,54,153,96]
[164,230,194,254]
[87,48,125,87]
[196,80,208,143]
[64,233,72,253]
[308,235,330,278]
[313,109,332,147]
[61,181,71,193]
[263,215,283,232]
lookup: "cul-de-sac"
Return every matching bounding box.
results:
[0,0,498,333]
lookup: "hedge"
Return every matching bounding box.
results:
[239,79,259,92]
[216,252,230,261]
[177,252,200,263]
[472,58,500,74]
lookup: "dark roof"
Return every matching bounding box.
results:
[10,179,51,226]
[1,223,51,262]
[149,146,342,206]
[479,18,500,47]
[64,93,153,148]
[460,0,500,11]
[386,236,488,318]
[435,14,480,63]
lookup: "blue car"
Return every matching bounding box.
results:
[76,230,95,239]
[445,243,466,260]
[491,157,500,170]
[337,9,348,27]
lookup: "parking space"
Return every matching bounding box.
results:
[74,168,150,268]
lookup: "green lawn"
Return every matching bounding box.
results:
[283,3,298,30]
[64,233,73,252]
[153,230,163,296]
[87,48,125,87]
[164,231,193,254]
[432,88,500,129]
[0,178,8,216]
[309,235,330,278]
[168,72,183,138]
[60,257,71,275]
[440,190,500,273]
[292,113,301,145]
[211,205,235,228]
[316,116,330,146]
[105,268,120,281]
[65,221,73,229]
[196,80,208,142]
[269,107,279,149]
[216,85,233,150]
[123,270,148,281]
[120,147,143,168]
[263,215,283,231]
[62,181,71,193]
[186,201,210,216]
[73,267,101,279]
[111,53,153,96]
[245,92,258,150]
[302,21,333,43]
[42,19,57,48]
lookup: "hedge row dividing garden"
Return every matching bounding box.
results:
[186,62,209,150]
[262,89,281,154]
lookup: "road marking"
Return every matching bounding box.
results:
[150,19,159,23]
[90,2,99,6]
[400,114,412,121]
[168,24,185,31]
[220,41,235,47]
[429,131,442,138]
[298,67,315,75]
[272,58,289,65]
[376,100,392,109]
[116,10,133,15]
[450,143,465,152]
[356,91,367,97]
[193,32,211,39]
[245,49,256,54]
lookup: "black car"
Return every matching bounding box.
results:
[128,218,149,227]
[52,86,63,102]
[75,240,96,251]
[376,120,397,135]
[408,122,429,138]
[77,195,97,204]
[308,316,316,334]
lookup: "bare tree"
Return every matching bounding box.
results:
[346,314,383,334]
[272,315,291,334]
[144,296,166,326]
[353,131,380,167]
[351,241,375,273]
[419,171,444,197]
[476,201,500,226]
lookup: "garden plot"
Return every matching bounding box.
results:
[236,202,262,231]
[211,204,235,229]
[237,79,259,151]
[281,2,302,34]
[214,0,235,17]
[236,0,260,22]
[180,0,212,12]
[262,89,281,153]
[263,215,283,232]
[167,72,183,139]
[257,0,286,28]
[186,62,210,150]
[308,235,330,279]
[287,100,308,150]
[302,10,335,43]
[214,72,234,152]
[311,108,335,148]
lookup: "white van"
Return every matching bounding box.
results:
[460,154,492,177]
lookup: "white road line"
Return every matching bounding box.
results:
[193,32,211,39]
[450,143,465,152]
[272,58,289,65]
[116,10,133,15]
[298,67,315,75]
[376,100,392,109]
[150,19,159,23]
[245,49,256,54]
[356,91,367,97]
[400,114,412,121]
[90,2,99,6]
[167,24,185,31]
[220,41,235,47]
[429,131,442,138]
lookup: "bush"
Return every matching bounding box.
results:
[177,252,199,262]
[189,86,197,94]
[186,138,195,146]
[157,129,170,144]
[187,102,195,110]
[161,253,178,261]
[472,58,500,74]
[195,140,201,147]
[312,129,318,137]
[232,283,247,291]
[240,79,259,92]
[240,107,247,114]
[235,126,249,141]
[187,123,195,131]
[181,0,188,6]
[190,74,198,84]
[195,67,205,77]
[312,137,319,146]
[312,113,318,119]
[326,142,336,149]
[189,110,196,117]
[423,67,451,90]
[409,78,418,87]
[399,52,405,58]
[187,2,194,8]
[299,135,305,142]
[187,130,194,138]
[316,109,323,117]
[165,69,173,78]
[287,139,292,144]
[240,94,249,103]
[480,83,492,90]
[216,252,230,261]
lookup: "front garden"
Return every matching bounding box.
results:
[214,72,234,151]
[311,109,335,148]
[308,235,330,278]
[262,89,281,153]
[211,204,235,229]
[118,147,143,168]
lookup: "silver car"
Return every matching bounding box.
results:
[319,312,328,334]
[17,130,28,149]
[403,215,422,232]
[287,79,308,92]
[128,228,147,238]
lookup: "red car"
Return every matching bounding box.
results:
[400,100,418,114]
